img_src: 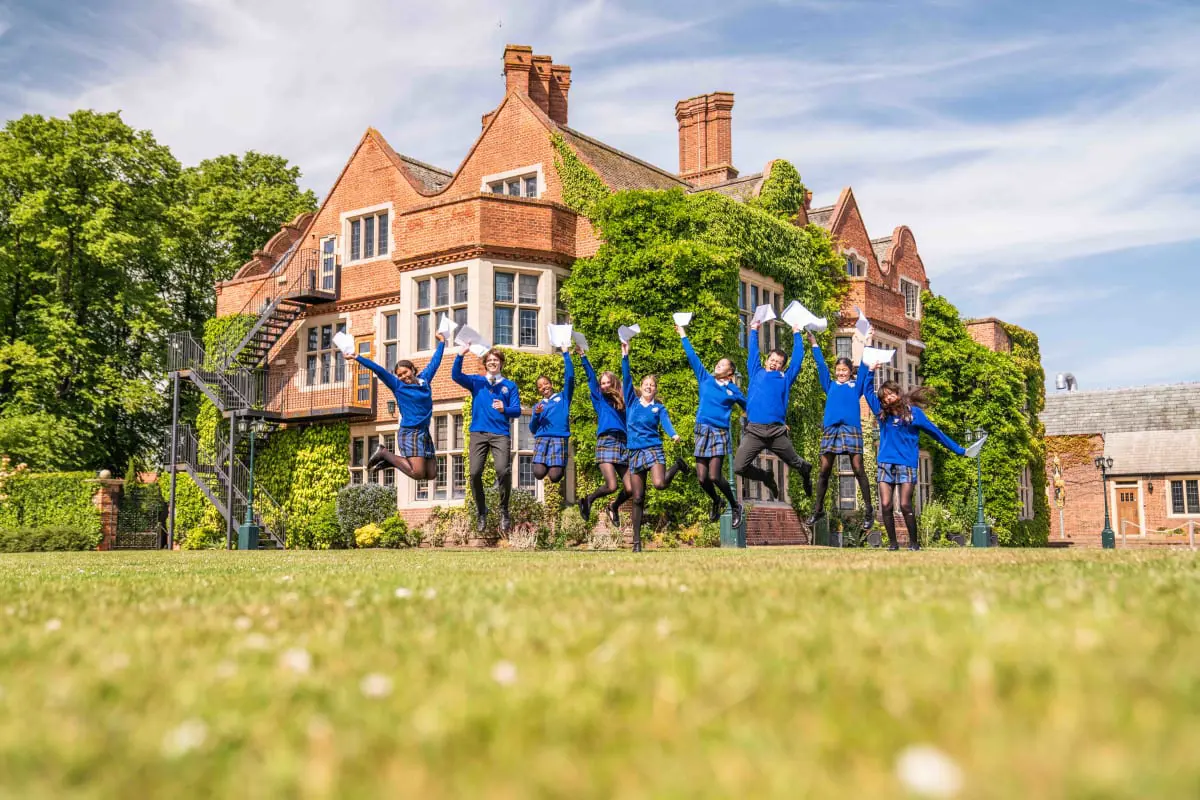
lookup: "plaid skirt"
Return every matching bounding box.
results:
[397,427,435,459]
[820,424,864,455]
[533,436,567,468]
[878,462,918,484]
[595,433,629,465]
[629,445,666,473]
[694,423,731,458]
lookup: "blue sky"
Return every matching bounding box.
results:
[2,0,1198,390]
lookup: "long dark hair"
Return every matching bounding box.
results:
[393,359,416,376]
[877,381,936,423]
[834,357,854,374]
[599,370,625,412]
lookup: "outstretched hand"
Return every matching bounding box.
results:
[749,320,761,332]
[435,331,446,343]
[807,331,816,347]
[621,341,630,357]
[458,343,471,357]
[342,351,356,362]
[674,324,686,337]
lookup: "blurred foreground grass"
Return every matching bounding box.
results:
[1,548,1198,799]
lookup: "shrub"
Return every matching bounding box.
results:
[306,500,341,550]
[354,522,382,548]
[919,500,966,548]
[379,515,420,549]
[465,486,544,539]
[556,506,590,548]
[420,506,471,547]
[181,522,224,550]
[336,484,397,548]
[0,471,102,537]
[0,525,101,552]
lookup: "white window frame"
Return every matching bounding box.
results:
[513,410,543,500]
[738,270,786,353]
[493,270,541,348]
[378,306,402,373]
[349,431,398,488]
[481,164,544,199]
[737,454,789,504]
[843,250,866,279]
[1017,464,1033,521]
[413,270,469,354]
[871,332,903,390]
[303,319,349,389]
[917,452,933,513]
[1167,476,1200,517]
[319,235,337,291]
[340,202,393,266]
[900,278,922,320]
[836,454,858,511]
[412,411,467,505]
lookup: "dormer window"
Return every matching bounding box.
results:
[482,165,543,199]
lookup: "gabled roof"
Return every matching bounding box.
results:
[870,235,893,266]
[399,155,452,192]
[692,172,764,201]
[556,126,688,191]
[1042,383,1200,436]
[807,204,835,229]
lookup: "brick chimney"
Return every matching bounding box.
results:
[675,92,738,187]
[501,44,571,126]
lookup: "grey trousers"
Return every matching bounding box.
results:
[469,432,511,516]
[734,422,808,482]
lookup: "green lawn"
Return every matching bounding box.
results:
[1,548,1198,799]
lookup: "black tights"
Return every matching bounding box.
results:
[695,455,737,509]
[532,463,565,483]
[629,460,684,546]
[375,451,437,481]
[583,462,632,511]
[813,453,872,515]
[879,482,918,547]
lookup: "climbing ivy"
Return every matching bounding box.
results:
[749,159,808,220]
[203,313,256,369]
[560,181,845,525]
[253,422,350,548]
[549,133,611,217]
[918,293,1049,546]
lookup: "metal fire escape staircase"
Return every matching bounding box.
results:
[165,248,335,548]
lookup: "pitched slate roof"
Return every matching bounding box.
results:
[556,126,689,191]
[808,205,835,229]
[871,235,893,265]
[1042,383,1200,436]
[692,172,764,201]
[1104,430,1200,476]
[399,155,452,192]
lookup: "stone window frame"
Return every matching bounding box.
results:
[1167,476,1200,517]
[481,164,544,199]
[900,277,922,320]
[340,202,394,267]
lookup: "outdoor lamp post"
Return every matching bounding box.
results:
[1094,455,1116,549]
[971,426,990,548]
[720,370,746,548]
[238,417,266,550]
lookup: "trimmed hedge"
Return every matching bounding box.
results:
[0,525,101,552]
[0,471,102,537]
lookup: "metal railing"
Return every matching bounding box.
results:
[167,332,261,411]
[260,363,372,419]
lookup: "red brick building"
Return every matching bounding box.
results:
[190,43,991,543]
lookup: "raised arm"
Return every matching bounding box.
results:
[562,349,576,405]
[812,343,831,393]
[784,330,806,386]
[855,359,870,396]
[863,366,881,416]
[659,405,678,440]
[581,355,604,407]
[418,338,446,384]
[451,354,477,392]
[747,324,762,382]
[912,409,966,456]
[680,335,707,382]
[621,352,634,409]
[355,354,401,393]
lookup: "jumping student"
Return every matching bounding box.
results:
[621,340,687,552]
[352,330,447,482]
[863,369,966,550]
[452,345,522,533]
[733,320,814,500]
[675,323,747,528]
[576,351,632,526]
[528,341,576,493]
[807,330,874,531]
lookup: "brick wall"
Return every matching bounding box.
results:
[965,319,1012,353]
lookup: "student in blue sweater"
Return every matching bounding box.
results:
[576,353,633,526]
[349,330,447,482]
[528,342,575,491]
[733,320,814,499]
[807,330,874,530]
[675,323,747,528]
[621,340,687,552]
[864,371,966,550]
[452,346,522,533]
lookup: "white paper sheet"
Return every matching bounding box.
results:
[617,324,641,344]
[455,325,486,348]
[751,304,777,325]
[861,346,896,368]
[332,330,355,357]
[547,323,574,349]
[571,331,589,354]
[780,300,828,333]
[854,306,872,338]
[965,433,988,459]
[468,343,491,358]
[672,312,693,327]
[437,313,457,340]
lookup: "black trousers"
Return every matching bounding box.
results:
[469,432,511,515]
[734,422,808,482]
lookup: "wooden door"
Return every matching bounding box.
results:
[1115,483,1140,537]
[353,334,374,409]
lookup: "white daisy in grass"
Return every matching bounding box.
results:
[394,587,413,599]
[280,648,312,675]
[44,618,62,632]
[423,588,437,599]
[491,660,518,686]
[162,719,207,758]
[895,744,963,798]
[360,673,394,698]
[234,615,253,631]
[678,584,689,593]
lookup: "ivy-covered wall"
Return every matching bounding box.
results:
[253,422,349,548]
[558,156,845,524]
[0,471,103,534]
[918,293,1049,546]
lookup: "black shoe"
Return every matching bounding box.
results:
[908,540,921,551]
[731,503,743,529]
[499,509,511,533]
[762,471,780,501]
[475,514,487,533]
[798,461,814,498]
[861,508,875,532]
[631,534,642,553]
[709,497,726,522]
[888,540,900,551]
[577,497,592,522]
[673,455,689,475]
[606,502,620,527]
[806,510,826,527]
[367,445,388,472]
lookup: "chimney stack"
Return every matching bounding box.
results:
[501,44,570,126]
[675,92,738,187]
